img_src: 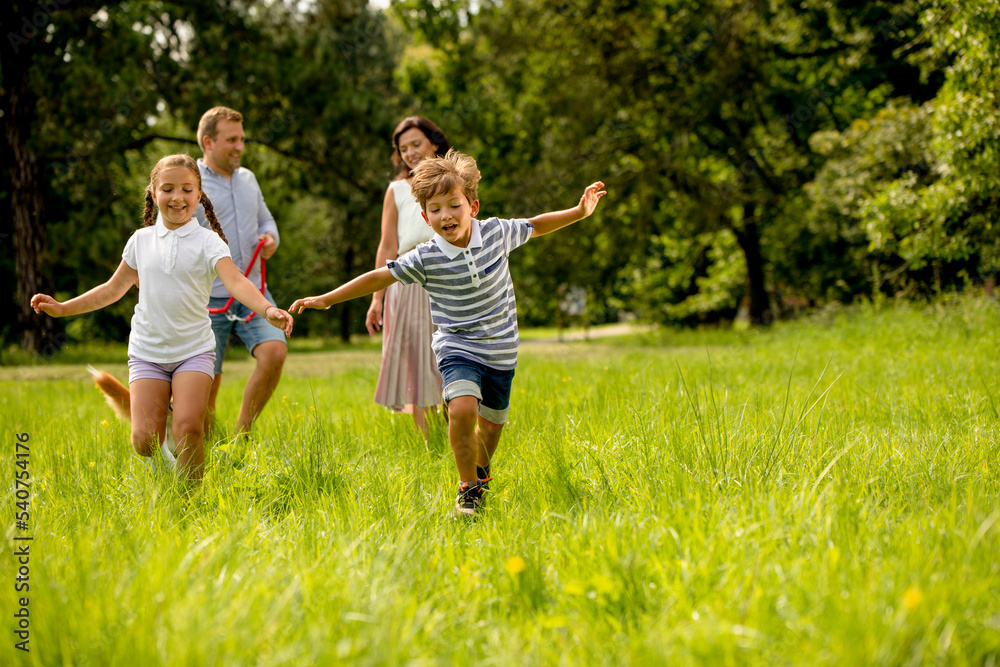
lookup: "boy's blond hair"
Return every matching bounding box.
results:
[409,149,481,210]
[197,106,243,150]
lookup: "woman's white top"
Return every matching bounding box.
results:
[122,218,231,363]
[390,179,434,254]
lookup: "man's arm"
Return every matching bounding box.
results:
[255,177,280,259]
[529,181,606,237]
[289,267,398,313]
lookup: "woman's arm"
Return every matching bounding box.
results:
[366,185,401,334]
[30,260,137,317]
[216,258,293,335]
[290,267,398,314]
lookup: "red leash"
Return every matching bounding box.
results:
[207,237,267,323]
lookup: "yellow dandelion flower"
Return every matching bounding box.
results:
[902,585,923,611]
[88,461,95,468]
[100,420,109,427]
[281,395,288,403]
[504,556,526,574]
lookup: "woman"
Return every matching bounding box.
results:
[365,117,451,437]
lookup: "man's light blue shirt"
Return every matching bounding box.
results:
[193,159,279,299]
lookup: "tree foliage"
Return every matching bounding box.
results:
[2,0,405,353]
[801,2,1000,297]
[393,0,941,326]
[3,0,1000,353]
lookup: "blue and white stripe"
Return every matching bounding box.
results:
[388,217,534,370]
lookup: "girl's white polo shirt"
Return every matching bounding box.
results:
[122,218,231,364]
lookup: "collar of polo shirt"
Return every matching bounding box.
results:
[155,217,198,237]
[434,218,483,259]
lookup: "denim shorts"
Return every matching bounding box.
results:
[209,287,286,375]
[128,350,216,384]
[438,355,516,425]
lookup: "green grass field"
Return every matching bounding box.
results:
[2,298,999,665]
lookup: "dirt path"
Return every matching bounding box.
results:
[522,322,655,343]
[0,324,656,383]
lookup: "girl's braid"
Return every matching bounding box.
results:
[200,192,228,244]
[142,188,157,227]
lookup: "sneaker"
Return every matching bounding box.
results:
[160,441,176,470]
[477,464,492,491]
[452,480,484,518]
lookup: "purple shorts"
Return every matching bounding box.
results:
[128,351,216,384]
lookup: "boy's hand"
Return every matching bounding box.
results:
[577,181,607,218]
[30,294,64,317]
[288,297,328,314]
[263,306,294,336]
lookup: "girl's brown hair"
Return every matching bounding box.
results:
[142,154,227,244]
[391,116,451,181]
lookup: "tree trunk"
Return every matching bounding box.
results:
[733,203,771,326]
[2,12,60,354]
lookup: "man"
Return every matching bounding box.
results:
[194,106,286,436]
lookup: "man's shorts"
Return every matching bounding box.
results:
[208,287,286,375]
[438,355,516,425]
[128,350,216,384]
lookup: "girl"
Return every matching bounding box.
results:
[31,154,293,482]
[365,116,451,438]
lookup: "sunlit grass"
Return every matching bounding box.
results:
[2,296,999,665]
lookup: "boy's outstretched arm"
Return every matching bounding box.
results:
[30,260,137,317]
[289,267,398,314]
[529,181,607,237]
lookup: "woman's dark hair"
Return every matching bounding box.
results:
[391,116,451,180]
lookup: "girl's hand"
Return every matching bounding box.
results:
[30,294,64,317]
[365,298,383,335]
[263,306,294,336]
[577,181,607,218]
[288,297,328,314]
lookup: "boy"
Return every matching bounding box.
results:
[290,150,606,517]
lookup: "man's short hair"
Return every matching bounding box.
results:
[409,149,481,210]
[197,107,243,150]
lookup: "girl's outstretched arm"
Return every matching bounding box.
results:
[30,260,138,317]
[216,257,294,336]
[289,267,398,314]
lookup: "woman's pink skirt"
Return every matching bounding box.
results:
[374,281,442,412]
